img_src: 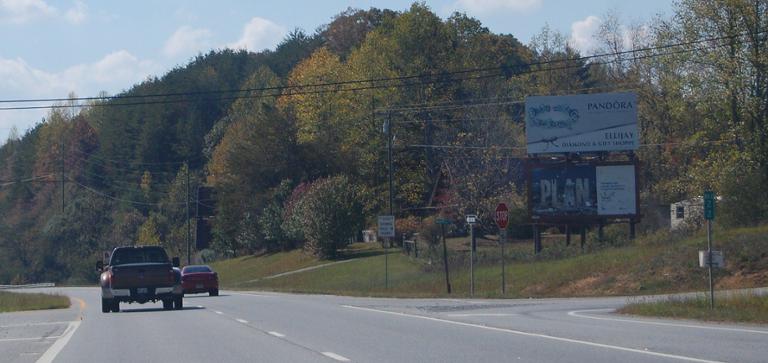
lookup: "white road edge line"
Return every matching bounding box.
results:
[568,308,768,335]
[268,331,286,338]
[236,318,249,324]
[446,313,517,317]
[322,352,351,362]
[35,321,81,363]
[342,305,723,363]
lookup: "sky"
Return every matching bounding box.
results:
[0,0,674,143]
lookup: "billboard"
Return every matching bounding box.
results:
[526,92,638,154]
[529,162,637,221]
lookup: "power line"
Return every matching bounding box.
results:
[74,181,189,206]
[0,28,763,111]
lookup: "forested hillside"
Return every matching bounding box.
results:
[0,2,766,284]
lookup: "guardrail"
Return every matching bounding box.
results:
[0,282,55,290]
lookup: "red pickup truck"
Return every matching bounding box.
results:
[97,246,183,313]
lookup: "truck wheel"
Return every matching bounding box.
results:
[162,299,173,310]
[110,300,120,313]
[209,289,219,296]
[174,296,183,310]
[101,299,111,313]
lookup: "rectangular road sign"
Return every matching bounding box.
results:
[699,250,724,268]
[378,215,395,238]
[704,191,715,220]
[436,218,452,225]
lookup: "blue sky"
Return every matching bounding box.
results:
[0,0,673,142]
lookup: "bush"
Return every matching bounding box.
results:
[289,176,365,259]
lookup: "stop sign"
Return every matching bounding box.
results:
[494,203,509,229]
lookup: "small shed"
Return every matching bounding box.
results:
[362,230,377,243]
[670,197,703,231]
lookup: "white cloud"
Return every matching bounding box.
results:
[64,0,86,24]
[164,26,212,58]
[227,17,285,52]
[0,51,159,141]
[0,0,55,24]
[0,0,87,25]
[569,15,601,54]
[451,0,542,14]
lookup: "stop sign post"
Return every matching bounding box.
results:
[495,203,509,295]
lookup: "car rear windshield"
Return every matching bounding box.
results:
[110,248,169,265]
[183,266,211,273]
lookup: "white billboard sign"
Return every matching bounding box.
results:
[596,164,636,215]
[526,92,638,154]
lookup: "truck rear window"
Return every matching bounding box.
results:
[111,248,169,265]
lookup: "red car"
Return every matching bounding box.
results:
[181,265,219,296]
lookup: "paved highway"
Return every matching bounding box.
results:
[2,287,767,363]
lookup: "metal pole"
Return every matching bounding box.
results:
[707,219,714,309]
[186,162,191,266]
[470,223,475,297]
[533,224,541,254]
[500,229,506,295]
[386,113,394,289]
[442,224,451,294]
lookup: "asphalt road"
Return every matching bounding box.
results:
[2,287,768,363]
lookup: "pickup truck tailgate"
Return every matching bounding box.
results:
[110,263,175,289]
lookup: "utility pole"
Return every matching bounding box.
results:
[60,139,64,214]
[385,112,394,289]
[186,162,191,266]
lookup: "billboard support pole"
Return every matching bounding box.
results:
[580,226,586,251]
[565,225,571,246]
[533,224,542,254]
[598,222,604,243]
[629,219,636,240]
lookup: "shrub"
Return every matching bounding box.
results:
[290,176,365,259]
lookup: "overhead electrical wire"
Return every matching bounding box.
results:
[0,28,764,111]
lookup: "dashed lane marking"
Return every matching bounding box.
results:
[322,352,351,362]
[235,318,248,324]
[268,331,286,338]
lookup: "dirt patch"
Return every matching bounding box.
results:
[717,271,768,289]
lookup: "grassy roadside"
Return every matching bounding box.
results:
[212,224,768,299]
[0,291,70,313]
[619,293,768,323]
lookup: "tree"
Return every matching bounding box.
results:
[291,175,364,259]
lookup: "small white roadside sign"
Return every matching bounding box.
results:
[378,215,395,238]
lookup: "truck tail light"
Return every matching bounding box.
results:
[168,270,175,284]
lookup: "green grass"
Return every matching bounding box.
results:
[619,293,768,323]
[0,291,70,313]
[213,224,768,299]
[211,243,385,287]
